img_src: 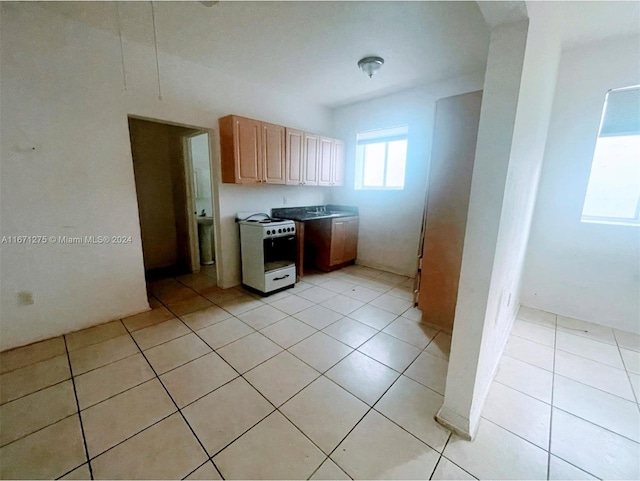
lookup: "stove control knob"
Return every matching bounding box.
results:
[278,228,282,233]
[266,230,271,235]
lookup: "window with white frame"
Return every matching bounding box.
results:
[581,85,640,226]
[354,126,409,190]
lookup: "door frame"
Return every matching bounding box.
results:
[127,114,222,285]
[182,131,202,273]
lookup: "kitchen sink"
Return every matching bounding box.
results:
[303,211,347,219]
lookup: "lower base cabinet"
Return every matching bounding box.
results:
[304,216,358,271]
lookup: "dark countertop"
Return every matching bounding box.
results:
[272,204,358,222]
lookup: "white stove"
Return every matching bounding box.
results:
[237,213,296,294]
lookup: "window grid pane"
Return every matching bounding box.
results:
[582,134,640,221]
[581,85,640,225]
[385,140,407,188]
[356,126,409,191]
[363,142,386,187]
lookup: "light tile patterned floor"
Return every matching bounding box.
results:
[1,266,639,480]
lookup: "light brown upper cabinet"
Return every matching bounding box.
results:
[285,128,304,185]
[261,122,286,184]
[220,114,344,186]
[318,137,333,186]
[303,133,320,186]
[319,137,345,186]
[286,129,320,186]
[219,115,285,184]
[332,140,345,186]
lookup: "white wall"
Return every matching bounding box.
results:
[438,7,562,438]
[329,73,486,277]
[522,35,640,334]
[0,3,331,350]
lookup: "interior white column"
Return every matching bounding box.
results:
[437,2,562,439]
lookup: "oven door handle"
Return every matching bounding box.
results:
[273,274,290,281]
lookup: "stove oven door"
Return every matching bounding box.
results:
[263,234,296,273]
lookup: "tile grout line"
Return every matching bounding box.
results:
[548,454,602,480]
[483,387,640,447]
[5,270,635,480]
[62,336,94,480]
[317,331,446,477]
[172,271,424,478]
[85,410,177,462]
[0,376,70,407]
[612,330,640,407]
[0,269,423,479]
[567,407,640,442]
[305,456,331,481]
[434,447,480,480]
[485,347,640,455]
[182,341,331,476]
[491,322,627,479]
[501,350,555,373]
[181,458,215,480]
[0,407,78,453]
[494,367,639,409]
[155,289,334,477]
[122,327,227,480]
[170,282,419,391]
[546,315,558,480]
[554,346,630,372]
[427,433,455,481]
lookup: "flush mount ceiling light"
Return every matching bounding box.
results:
[358,56,384,78]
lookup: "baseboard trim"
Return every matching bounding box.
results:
[435,405,475,441]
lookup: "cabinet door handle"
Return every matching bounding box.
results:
[273,274,290,281]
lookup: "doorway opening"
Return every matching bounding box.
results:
[188,132,216,268]
[128,117,216,283]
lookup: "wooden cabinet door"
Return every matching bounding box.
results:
[234,116,262,184]
[303,133,319,185]
[329,219,346,265]
[318,137,333,186]
[262,122,285,184]
[343,217,358,261]
[286,128,304,185]
[332,140,345,186]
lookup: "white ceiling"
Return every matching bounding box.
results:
[37,1,491,108]
[37,1,640,108]
[540,1,640,50]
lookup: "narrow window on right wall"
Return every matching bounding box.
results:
[581,85,640,226]
[354,125,408,190]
